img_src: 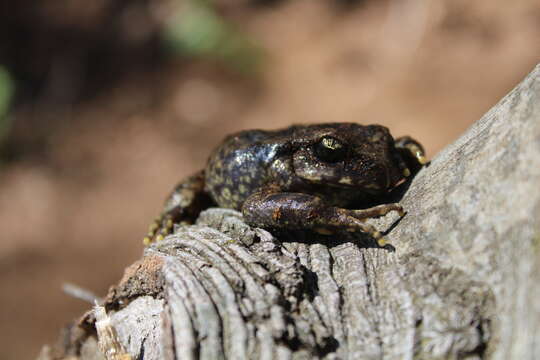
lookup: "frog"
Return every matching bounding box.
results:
[143,123,426,246]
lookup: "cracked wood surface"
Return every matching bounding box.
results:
[39,64,540,360]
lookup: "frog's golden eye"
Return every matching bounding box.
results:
[314,136,347,163]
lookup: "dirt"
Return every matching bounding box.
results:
[1,0,539,359]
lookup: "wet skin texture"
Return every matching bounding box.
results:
[144,123,425,246]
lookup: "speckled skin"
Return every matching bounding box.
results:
[144,123,425,245]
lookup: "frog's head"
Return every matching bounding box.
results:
[292,123,423,194]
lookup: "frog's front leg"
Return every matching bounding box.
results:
[242,188,403,246]
[143,171,214,245]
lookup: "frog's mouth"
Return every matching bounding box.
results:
[331,165,407,193]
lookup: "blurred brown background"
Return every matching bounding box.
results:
[0,0,538,358]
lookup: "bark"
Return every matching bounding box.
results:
[39,64,540,360]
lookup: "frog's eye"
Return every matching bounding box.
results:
[314,136,347,163]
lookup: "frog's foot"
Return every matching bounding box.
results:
[349,218,391,247]
[329,205,403,246]
[395,136,427,166]
[315,214,388,246]
[142,170,213,246]
[143,213,175,245]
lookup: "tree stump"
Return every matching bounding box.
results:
[39,64,540,360]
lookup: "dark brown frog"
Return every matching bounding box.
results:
[144,123,425,246]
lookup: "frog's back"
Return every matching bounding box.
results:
[204,128,292,209]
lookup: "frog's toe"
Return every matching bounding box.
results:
[353,221,390,247]
[396,136,427,166]
[346,216,380,238]
[347,203,404,220]
[142,214,175,244]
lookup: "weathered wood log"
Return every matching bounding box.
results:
[39,63,540,360]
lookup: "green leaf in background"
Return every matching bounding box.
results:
[0,65,14,145]
[162,0,263,74]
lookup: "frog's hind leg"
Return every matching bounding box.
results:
[143,171,214,245]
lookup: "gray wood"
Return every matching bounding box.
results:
[41,63,540,360]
